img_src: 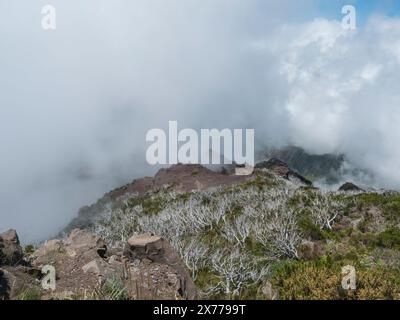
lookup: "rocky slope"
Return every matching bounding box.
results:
[0,229,196,300]
[2,158,400,300]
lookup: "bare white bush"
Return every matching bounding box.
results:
[171,238,209,280]
[308,192,344,230]
[221,215,251,247]
[208,249,269,297]
[90,173,348,299]
[93,206,140,247]
[254,209,301,259]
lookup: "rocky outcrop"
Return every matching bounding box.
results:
[265,146,344,179]
[255,158,312,186]
[0,230,40,299]
[124,234,197,299]
[2,229,198,300]
[0,229,23,266]
[338,182,364,192]
[0,229,198,300]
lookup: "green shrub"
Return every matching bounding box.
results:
[375,227,400,249]
[298,217,325,240]
[24,244,35,255]
[272,259,400,300]
[356,193,400,222]
[18,287,42,300]
[91,278,128,300]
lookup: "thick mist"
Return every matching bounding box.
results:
[1,1,400,242]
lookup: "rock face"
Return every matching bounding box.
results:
[0,230,40,300]
[0,229,23,266]
[255,158,312,186]
[338,182,364,192]
[124,234,197,300]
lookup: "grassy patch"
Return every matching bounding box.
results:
[356,193,400,222]
[125,194,165,215]
[298,217,326,240]
[18,286,42,300]
[375,227,400,249]
[271,258,400,300]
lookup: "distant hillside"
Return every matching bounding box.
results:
[264,146,344,182]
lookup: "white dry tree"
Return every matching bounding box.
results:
[254,208,301,259]
[221,214,251,247]
[208,249,269,298]
[308,192,344,230]
[171,238,209,281]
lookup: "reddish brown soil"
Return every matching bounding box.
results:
[108,164,252,199]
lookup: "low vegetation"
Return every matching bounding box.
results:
[87,169,400,299]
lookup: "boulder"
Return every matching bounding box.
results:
[0,266,41,300]
[65,229,107,258]
[82,260,102,276]
[125,234,163,262]
[32,239,63,258]
[124,234,197,299]
[261,281,279,300]
[0,229,23,266]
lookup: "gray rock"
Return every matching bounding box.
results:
[82,260,102,276]
[261,281,279,300]
[124,234,197,299]
[255,158,312,186]
[65,229,107,258]
[0,229,23,266]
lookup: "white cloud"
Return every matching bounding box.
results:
[257,15,400,189]
[1,1,400,240]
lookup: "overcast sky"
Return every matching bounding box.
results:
[1,0,400,242]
